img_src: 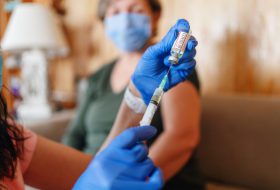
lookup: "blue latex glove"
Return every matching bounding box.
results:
[132,19,198,105]
[73,126,163,190]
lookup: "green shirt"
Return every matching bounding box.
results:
[62,62,124,154]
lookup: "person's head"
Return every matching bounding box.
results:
[98,0,162,53]
[0,51,24,183]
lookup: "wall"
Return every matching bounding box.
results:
[158,0,280,95]
[64,0,280,95]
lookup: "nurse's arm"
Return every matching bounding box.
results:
[24,135,92,190]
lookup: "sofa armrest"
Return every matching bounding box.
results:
[23,110,75,142]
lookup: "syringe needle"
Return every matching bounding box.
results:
[159,67,171,90]
[166,67,171,76]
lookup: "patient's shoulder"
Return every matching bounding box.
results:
[85,60,117,97]
[88,60,117,83]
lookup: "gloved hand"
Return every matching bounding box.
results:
[132,19,198,105]
[73,126,163,190]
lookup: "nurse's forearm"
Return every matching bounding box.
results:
[24,135,92,190]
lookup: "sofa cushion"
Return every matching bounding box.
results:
[198,95,280,189]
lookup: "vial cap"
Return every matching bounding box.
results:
[168,56,179,64]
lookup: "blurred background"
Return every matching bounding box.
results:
[1,0,280,189]
[1,0,280,114]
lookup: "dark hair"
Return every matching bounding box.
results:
[97,0,162,21]
[0,94,25,181]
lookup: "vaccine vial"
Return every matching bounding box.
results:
[168,30,192,65]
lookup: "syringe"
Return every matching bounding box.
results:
[140,69,170,126]
[140,30,192,126]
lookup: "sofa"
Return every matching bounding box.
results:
[198,95,280,190]
[26,95,280,190]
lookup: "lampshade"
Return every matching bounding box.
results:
[1,3,69,57]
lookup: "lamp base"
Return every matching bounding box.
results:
[17,103,52,121]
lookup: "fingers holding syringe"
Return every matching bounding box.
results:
[187,36,198,51]
[163,35,197,67]
[168,52,197,85]
[163,59,196,91]
[161,19,191,52]
[112,126,157,149]
[150,19,191,57]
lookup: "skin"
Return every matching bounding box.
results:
[102,0,201,181]
[24,136,92,190]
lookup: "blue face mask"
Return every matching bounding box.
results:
[105,13,152,52]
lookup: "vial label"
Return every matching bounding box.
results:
[172,31,191,53]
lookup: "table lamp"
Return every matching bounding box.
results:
[1,3,69,120]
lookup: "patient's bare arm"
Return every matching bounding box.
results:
[100,82,144,150]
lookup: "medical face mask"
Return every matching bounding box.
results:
[105,13,152,52]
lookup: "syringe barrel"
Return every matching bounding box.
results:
[140,103,158,126]
[140,88,164,126]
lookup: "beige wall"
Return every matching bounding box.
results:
[64,0,280,95]
[159,0,280,95]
